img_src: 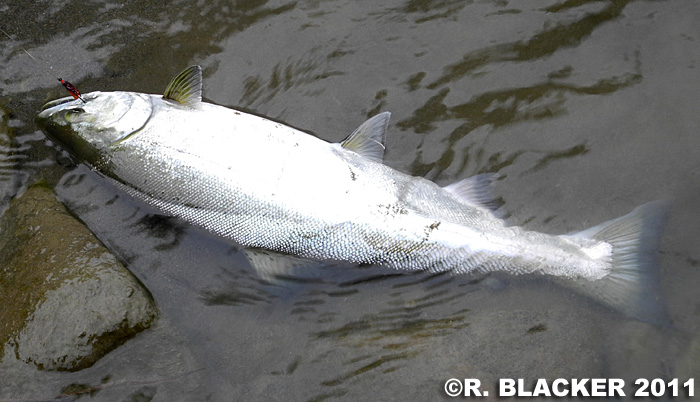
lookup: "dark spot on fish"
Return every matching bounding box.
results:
[377,203,408,216]
[526,323,547,334]
[349,167,357,181]
[234,111,241,115]
[421,221,441,243]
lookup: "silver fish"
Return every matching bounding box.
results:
[36,66,670,324]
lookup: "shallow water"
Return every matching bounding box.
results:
[1,0,700,400]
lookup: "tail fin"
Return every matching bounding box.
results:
[566,200,672,326]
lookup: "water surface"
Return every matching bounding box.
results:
[1,0,699,400]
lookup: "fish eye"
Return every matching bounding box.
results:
[63,107,85,122]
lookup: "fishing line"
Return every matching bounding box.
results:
[0,27,85,102]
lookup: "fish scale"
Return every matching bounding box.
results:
[35,66,671,325]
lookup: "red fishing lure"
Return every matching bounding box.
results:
[58,78,85,102]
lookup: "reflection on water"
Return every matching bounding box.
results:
[199,264,276,306]
[306,275,473,388]
[427,0,636,87]
[0,107,15,186]
[1,0,699,400]
[241,56,346,107]
[0,107,59,215]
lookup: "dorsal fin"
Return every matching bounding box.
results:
[444,173,503,214]
[163,65,202,107]
[340,112,390,163]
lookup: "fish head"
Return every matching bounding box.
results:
[36,91,152,164]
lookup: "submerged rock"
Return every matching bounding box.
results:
[0,184,157,371]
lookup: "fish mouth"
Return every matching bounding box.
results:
[40,96,78,111]
[40,92,100,111]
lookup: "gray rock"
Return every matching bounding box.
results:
[0,184,157,371]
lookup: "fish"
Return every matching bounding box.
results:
[36,66,670,324]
